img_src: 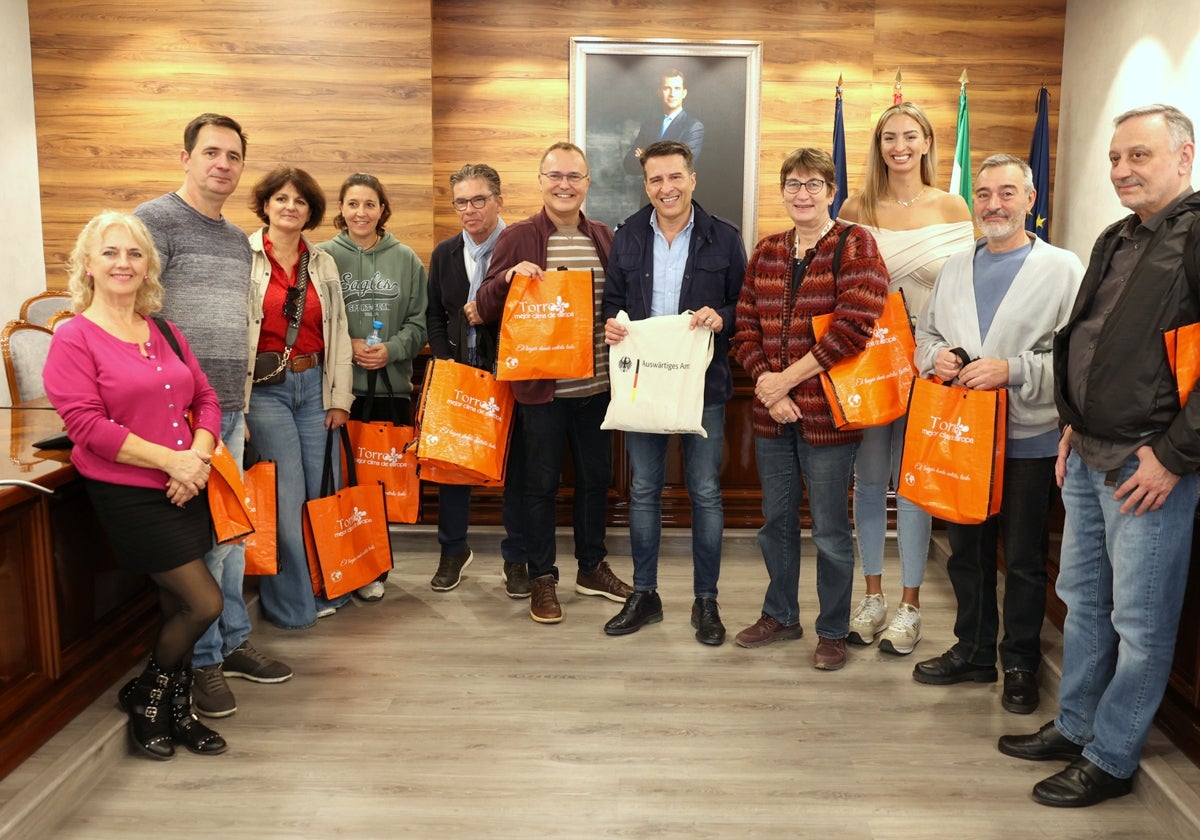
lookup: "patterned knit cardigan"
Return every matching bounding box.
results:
[733,222,889,445]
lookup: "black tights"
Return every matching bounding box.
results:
[148,559,223,670]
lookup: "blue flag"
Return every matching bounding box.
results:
[831,91,848,218]
[1027,86,1051,241]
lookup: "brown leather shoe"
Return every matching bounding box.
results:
[574,560,633,603]
[734,613,804,648]
[529,574,563,624]
[813,636,848,670]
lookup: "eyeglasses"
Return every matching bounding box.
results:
[283,286,301,321]
[783,178,828,195]
[539,171,589,184]
[451,194,494,211]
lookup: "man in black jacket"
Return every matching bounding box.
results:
[999,104,1200,807]
[601,140,745,645]
[425,163,528,597]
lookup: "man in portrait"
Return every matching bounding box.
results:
[623,68,705,175]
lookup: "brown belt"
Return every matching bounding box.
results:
[285,352,322,373]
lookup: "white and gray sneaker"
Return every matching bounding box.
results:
[847,593,888,645]
[878,602,922,655]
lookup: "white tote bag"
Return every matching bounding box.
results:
[601,310,714,436]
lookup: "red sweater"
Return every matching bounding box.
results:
[733,222,889,445]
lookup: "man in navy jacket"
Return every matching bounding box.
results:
[623,70,705,175]
[602,140,746,645]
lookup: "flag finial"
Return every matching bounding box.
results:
[958,68,969,87]
[893,69,903,105]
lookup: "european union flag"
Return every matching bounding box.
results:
[1027,86,1051,241]
[832,87,848,218]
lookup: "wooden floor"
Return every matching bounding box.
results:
[16,530,1198,838]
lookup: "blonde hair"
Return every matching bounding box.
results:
[67,211,164,315]
[859,102,938,228]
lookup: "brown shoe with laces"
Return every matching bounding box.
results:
[574,560,633,603]
[734,613,804,648]
[530,574,563,624]
[813,636,848,671]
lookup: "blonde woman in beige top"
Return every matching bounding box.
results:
[838,102,975,657]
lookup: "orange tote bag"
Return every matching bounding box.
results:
[811,291,916,430]
[415,358,515,486]
[206,439,255,545]
[898,377,1007,525]
[496,269,595,381]
[344,372,421,524]
[303,428,394,600]
[242,458,278,576]
[1164,322,1200,407]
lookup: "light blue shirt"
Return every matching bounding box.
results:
[649,208,694,317]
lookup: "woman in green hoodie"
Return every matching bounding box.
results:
[320,173,428,600]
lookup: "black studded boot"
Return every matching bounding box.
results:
[169,665,227,755]
[118,658,175,760]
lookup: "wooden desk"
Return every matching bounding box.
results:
[0,404,156,780]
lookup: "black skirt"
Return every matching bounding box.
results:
[85,479,213,574]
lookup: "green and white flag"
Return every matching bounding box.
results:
[950,82,971,204]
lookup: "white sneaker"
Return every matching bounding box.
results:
[356,580,386,602]
[878,602,922,655]
[847,593,887,645]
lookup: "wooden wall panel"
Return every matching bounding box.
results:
[431,0,1064,248]
[30,0,433,283]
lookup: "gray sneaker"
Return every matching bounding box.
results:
[223,641,293,683]
[431,548,473,591]
[192,664,236,718]
[502,562,531,599]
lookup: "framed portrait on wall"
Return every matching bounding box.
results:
[569,37,763,251]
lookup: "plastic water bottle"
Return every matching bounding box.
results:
[365,320,383,347]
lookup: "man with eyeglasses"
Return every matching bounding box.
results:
[425,163,529,598]
[476,142,634,624]
[600,140,745,645]
[135,113,291,720]
[624,68,705,175]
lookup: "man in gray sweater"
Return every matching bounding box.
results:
[135,113,291,718]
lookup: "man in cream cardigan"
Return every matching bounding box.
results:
[909,154,1084,715]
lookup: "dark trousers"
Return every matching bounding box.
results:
[519,393,611,580]
[437,412,526,562]
[946,456,1056,672]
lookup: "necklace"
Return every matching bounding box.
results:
[794,219,834,260]
[891,187,928,208]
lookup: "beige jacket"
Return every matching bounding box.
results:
[245,228,354,413]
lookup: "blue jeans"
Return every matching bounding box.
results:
[754,431,858,639]
[437,411,526,562]
[519,394,611,581]
[247,367,347,630]
[945,456,1055,671]
[626,403,724,597]
[853,416,931,587]
[1054,449,1199,779]
[192,410,253,667]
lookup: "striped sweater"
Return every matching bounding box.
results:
[733,222,889,445]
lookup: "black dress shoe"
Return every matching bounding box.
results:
[998,720,1085,762]
[1032,757,1133,807]
[690,597,726,646]
[603,590,663,636]
[912,649,998,685]
[1001,669,1040,714]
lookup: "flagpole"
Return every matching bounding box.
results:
[893,69,902,105]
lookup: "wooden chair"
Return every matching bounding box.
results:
[19,291,72,327]
[1,320,55,404]
[45,309,76,331]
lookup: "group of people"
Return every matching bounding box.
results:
[40,99,1200,811]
